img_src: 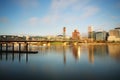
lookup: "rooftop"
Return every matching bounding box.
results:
[115,27,120,30]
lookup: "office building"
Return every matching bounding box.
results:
[108,27,120,41]
[95,31,108,41]
[88,26,96,41]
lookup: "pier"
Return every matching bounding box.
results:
[0,42,38,53]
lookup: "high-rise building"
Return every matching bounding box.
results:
[88,26,93,33]
[88,26,96,41]
[63,27,66,39]
[108,27,120,41]
[95,31,108,41]
[72,29,80,40]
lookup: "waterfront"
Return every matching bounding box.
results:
[0,44,120,80]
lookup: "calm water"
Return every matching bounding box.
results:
[0,44,120,80]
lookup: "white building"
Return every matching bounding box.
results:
[108,27,120,41]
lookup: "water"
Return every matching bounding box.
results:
[0,44,120,80]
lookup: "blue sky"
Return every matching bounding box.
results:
[0,0,120,36]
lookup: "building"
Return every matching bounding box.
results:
[88,26,93,38]
[0,35,26,41]
[72,29,80,40]
[95,31,108,41]
[63,27,66,39]
[88,26,96,41]
[108,27,120,41]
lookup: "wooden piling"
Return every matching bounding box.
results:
[6,43,8,51]
[12,43,14,51]
[26,43,28,51]
[0,43,2,51]
[19,43,21,52]
[12,43,14,61]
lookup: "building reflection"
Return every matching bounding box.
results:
[94,45,108,56]
[88,45,94,64]
[72,46,81,60]
[88,45,108,64]
[29,45,68,64]
[108,45,120,60]
[63,46,66,64]
[0,45,33,63]
[0,52,29,63]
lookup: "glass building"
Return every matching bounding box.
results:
[95,31,108,41]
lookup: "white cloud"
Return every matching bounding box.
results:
[51,0,78,11]
[27,0,99,27]
[50,0,91,14]
[80,6,99,20]
[49,0,99,22]
[28,17,40,26]
[17,0,40,9]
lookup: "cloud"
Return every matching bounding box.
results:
[50,0,90,14]
[51,0,78,12]
[27,0,99,27]
[80,6,99,20]
[17,0,40,9]
[0,17,9,23]
[28,17,40,26]
[49,0,99,21]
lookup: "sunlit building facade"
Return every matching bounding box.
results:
[72,29,80,40]
[88,26,96,41]
[108,27,120,41]
[88,26,93,38]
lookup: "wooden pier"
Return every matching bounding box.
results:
[0,42,38,54]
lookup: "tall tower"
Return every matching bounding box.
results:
[88,26,93,38]
[63,27,66,39]
[88,26,93,33]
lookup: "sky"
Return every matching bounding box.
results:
[0,0,120,36]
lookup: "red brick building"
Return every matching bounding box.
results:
[72,29,80,40]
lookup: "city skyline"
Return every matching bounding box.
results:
[0,0,120,36]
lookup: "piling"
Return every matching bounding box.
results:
[6,43,8,51]
[19,43,21,52]
[0,43,2,51]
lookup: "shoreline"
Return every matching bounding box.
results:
[80,42,120,45]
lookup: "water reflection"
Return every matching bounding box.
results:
[63,46,66,64]
[88,45,109,63]
[72,46,81,60]
[0,45,120,80]
[88,45,94,64]
[108,45,120,60]
[0,52,28,63]
[1,45,120,64]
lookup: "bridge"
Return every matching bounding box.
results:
[0,40,83,53]
[0,40,81,42]
[0,40,83,46]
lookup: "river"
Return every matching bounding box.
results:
[0,44,120,80]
